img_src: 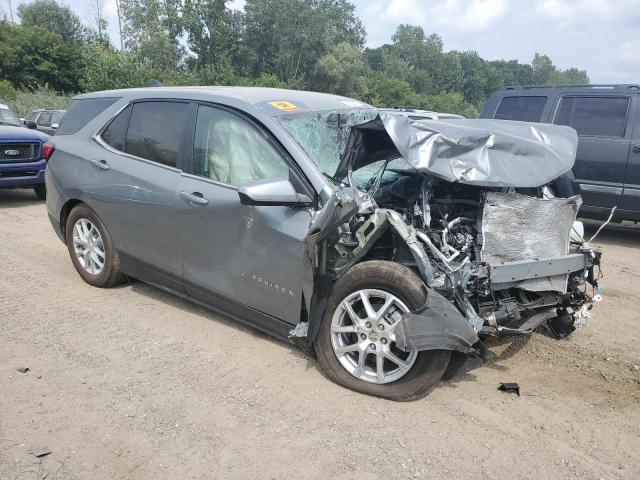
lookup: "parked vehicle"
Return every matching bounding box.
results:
[481,84,640,222]
[1,99,50,199]
[24,109,66,136]
[46,88,602,400]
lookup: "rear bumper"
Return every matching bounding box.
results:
[0,159,46,187]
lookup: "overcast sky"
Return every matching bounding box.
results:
[6,0,640,83]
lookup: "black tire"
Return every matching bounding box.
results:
[65,204,126,288]
[34,184,46,200]
[314,260,451,401]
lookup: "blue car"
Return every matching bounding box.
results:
[1,98,51,199]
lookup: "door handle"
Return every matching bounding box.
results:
[180,191,209,206]
[90,159,110,170]
[633,146,640,153]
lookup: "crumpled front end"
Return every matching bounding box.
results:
[293,115,602,357]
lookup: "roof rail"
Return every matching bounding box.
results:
[502,84,640,90]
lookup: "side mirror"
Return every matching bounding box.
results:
[238,177,313,207]
[24,120,37,129]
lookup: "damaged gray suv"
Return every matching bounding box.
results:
[46,87,602,400]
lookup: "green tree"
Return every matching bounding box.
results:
[0,22,82,91]
[242,0,365,83]
[18,0,88,43]
[119,0,185,70]
[312,42,367,96]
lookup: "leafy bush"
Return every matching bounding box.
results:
[0,79,17,101]
[11,85,72,117]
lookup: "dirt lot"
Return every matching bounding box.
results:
[1,188,639,480]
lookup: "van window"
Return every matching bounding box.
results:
[554,96,629,138]
[494,96,547,122]
[124,101,191,168]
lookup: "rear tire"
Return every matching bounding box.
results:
[314,260,451,401]
[34,184,46,200]
[65,204,126,288]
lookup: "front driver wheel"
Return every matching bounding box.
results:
[314,260,451,401]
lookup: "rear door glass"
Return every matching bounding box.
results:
[494,96,547,122]
[124,101,192,168]
[38,112,52,127]
[554,96,630,137]
[101,105,132,151]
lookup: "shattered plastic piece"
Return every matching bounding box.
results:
[394,289,479,354]
[17,367,29,373]
[498,383,520,396]
[34,448,51,458]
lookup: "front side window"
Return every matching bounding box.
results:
[494,96,547,122]
[193,105,290,187]
[554,96,629,138]
[125,101,192,168]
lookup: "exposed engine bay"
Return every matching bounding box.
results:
[297,113,603,355]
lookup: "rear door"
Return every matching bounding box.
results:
[620,96,640,215]
[176,103,314,325]
[89,100,196,291]
[552,94,635,210]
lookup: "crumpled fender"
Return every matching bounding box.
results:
[394,289,480,354]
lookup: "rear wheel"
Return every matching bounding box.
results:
[33,184,46,200]
[314,260,451,401]
[65,204,126,288]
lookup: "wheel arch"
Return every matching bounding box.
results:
[59,199,84,244]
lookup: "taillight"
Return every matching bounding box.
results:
[43,142,55,161]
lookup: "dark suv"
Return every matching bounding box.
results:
[481,85,640,221]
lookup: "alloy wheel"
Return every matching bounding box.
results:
[330,288,418,384]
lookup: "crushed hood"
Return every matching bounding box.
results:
[335,113,578,188]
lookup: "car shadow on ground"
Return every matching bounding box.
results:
[128,279,310,361]
[0,188,43,208]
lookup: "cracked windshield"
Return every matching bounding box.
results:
[278,108,377,180]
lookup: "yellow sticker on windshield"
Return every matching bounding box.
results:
[269,100,300,112]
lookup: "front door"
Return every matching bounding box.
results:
[177,104,313,324]
[552,94,635,211]
[620,97,640,216]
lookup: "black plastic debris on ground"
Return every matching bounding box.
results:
[33,448,51,458]
[17,367,29,373]
[498,382,520,396]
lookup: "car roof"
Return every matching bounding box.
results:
[30,109,66,113]
[498,84,640,94]
[74,86,372,116]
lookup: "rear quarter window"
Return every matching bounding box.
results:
[494,96,547,122]
[56,98,119,135]
[554,96,629,138]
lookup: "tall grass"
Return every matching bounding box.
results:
[10,86,73,117]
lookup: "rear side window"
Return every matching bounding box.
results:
[124,101,192,168]
[554,96,629,137]
[57,98,118,135]
[494,96,547,122]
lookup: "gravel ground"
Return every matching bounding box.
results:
[1,188,639,480]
